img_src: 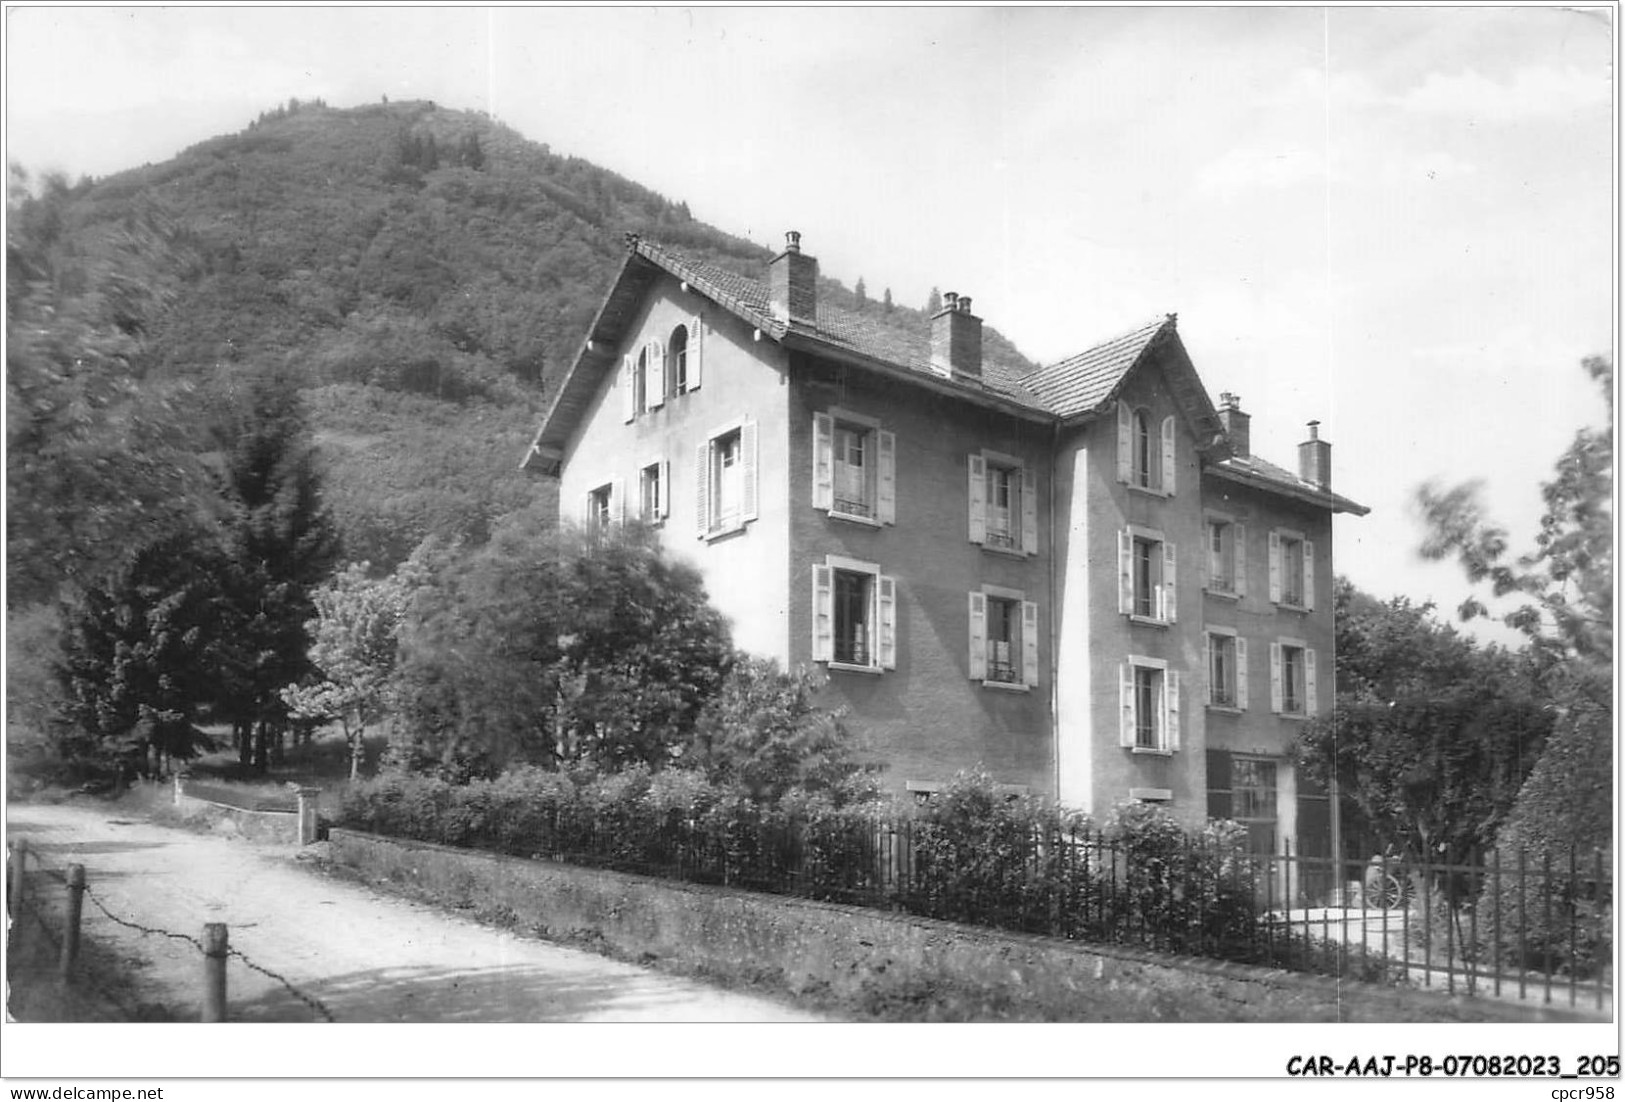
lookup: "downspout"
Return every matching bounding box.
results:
[1049,417,1062,804]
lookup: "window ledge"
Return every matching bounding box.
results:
[703,521,748,543]
[827,509,883,529]
[1130,746,1174,757]
[827,661,883,676]
[979,679,1031,694]
[1206,704,1245,715]
[1127,484,1171,500]
[1274,601,1310,613]
[1204,587,1241,602]
[977,541,1031,560]
[1127,614,1170,628]
[1275,710,1311,721]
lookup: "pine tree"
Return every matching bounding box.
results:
[883,287,894,313]
[855,277,868,305]
[214,369,341,772]
[926,286,942,314]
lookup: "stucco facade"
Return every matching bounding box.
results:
[528,231,1368,871]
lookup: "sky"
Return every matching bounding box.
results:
[4,5,1616,649]
[0,1,1618,1084]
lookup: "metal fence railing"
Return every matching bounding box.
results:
[487,807,1611,1010]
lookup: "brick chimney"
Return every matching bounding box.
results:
[768,230,817,325]
[1217,392,1251,458]
[930,291,983,378]
[1299,420,1331,488]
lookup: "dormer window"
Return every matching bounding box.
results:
[1116,402,1177,495]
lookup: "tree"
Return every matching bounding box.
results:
[882,287,893,313]
[389,516,732,778]
[281,560,420,780]
[1298,579,1552,867]
[683,657,867,803]
[925,286,942,315]
[1415,354,1612,696]
[213,368,341,772]
[854,277,868,306]
[6,165,212,606]
[54,530,229,776]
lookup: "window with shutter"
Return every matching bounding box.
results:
[811,564,833,662]
[820,555,886,673]
[1124,527,1172,624]
[1160,415,1176,495]
[698,421,758,538]
[1123,656,1172,751]
[639,461,667,522]
[1273,638,1310,717]
[816,411,890,526]
[967,454,987,544]
[687,316,704,391]
[967,592,987,681]
[812,413,834,510]
[668,326,688,395]
[1271,529,1311,609]
[646,341,665,409]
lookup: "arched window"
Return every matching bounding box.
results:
[1132,409,1154,488]
[668,325,689,394]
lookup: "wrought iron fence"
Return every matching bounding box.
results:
[516,806,1611,1009]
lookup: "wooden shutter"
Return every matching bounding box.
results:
[581,490,592,527]
[1021,601,1039,687]
[877,430,897,524]
[1161,541,1177,623]
[812,413,834,510]
[967,592,987,680]
[740,421,758,521]
[1020,467,1038,554]
[1234,524,1248,598]
[695,442,710,537]
[1304,648,1318,716]
[622,354,636,422]
[687,316,703,391]
[1203,633,1214,704]
[878,576,897,670]
[1269,641,1283,714]
[1199,523,1211,592]
[1235,636,1250,710]
[1116,402,1132,483]
[967,454,987,544]
[1119,663,1136,747]
[1160,415,1176,495]
[613,477,626,526]
[811,564,833,662]
[1166,670,1181,751]
[1302,540,1316,611]
[657,460,670,519]
[1268,531,1282,604]
[1118,529,1134,614]
[647,340,665,409]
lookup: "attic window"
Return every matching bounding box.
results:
[668,325,689,395]
[1116,404,1177,495]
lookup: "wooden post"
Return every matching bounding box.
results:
[173,772,185,806]
[296,788,320,846]
[202,923,228,1022]
[8,838,26,918]
[59,864,86,978]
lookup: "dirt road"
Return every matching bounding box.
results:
[6,800,821,1023]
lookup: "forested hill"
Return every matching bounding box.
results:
[8,98,1038,590]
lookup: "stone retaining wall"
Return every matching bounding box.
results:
[327,828,1593,1022]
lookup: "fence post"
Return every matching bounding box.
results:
[59,864,86,979]
[296,788,320,846]
[173,772,185,807]
[7,838,26,920]
[202,923,229,1022]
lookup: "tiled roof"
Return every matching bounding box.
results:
[1210,452,1372,516]
[637,240,1049,412]
[1023,316,1173,419]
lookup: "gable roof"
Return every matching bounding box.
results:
[523,235,1368,516]
[1208,452,1372,516]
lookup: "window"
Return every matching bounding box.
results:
[1232,758,1278,822]
[1118,527,1176,623]
[1270,638,1318,717]
[668,325,688,396]
[1119,656,1180,752]
[813,412,894,524]
[1205,518,1245,596]
[585,482,618,530]
[967,451,1037,554]
[967,588,1039,689]
[1116,402,1177,494]
[696,422,757,537]
[1269,529,1315,609]
[1205,629,1248,709]
[812,556,895,672]
[639,460,668,522]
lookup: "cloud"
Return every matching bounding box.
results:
[1193,146,1328,199]
[1397,66,1610,121]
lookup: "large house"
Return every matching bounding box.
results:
[523,231,1367,872]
